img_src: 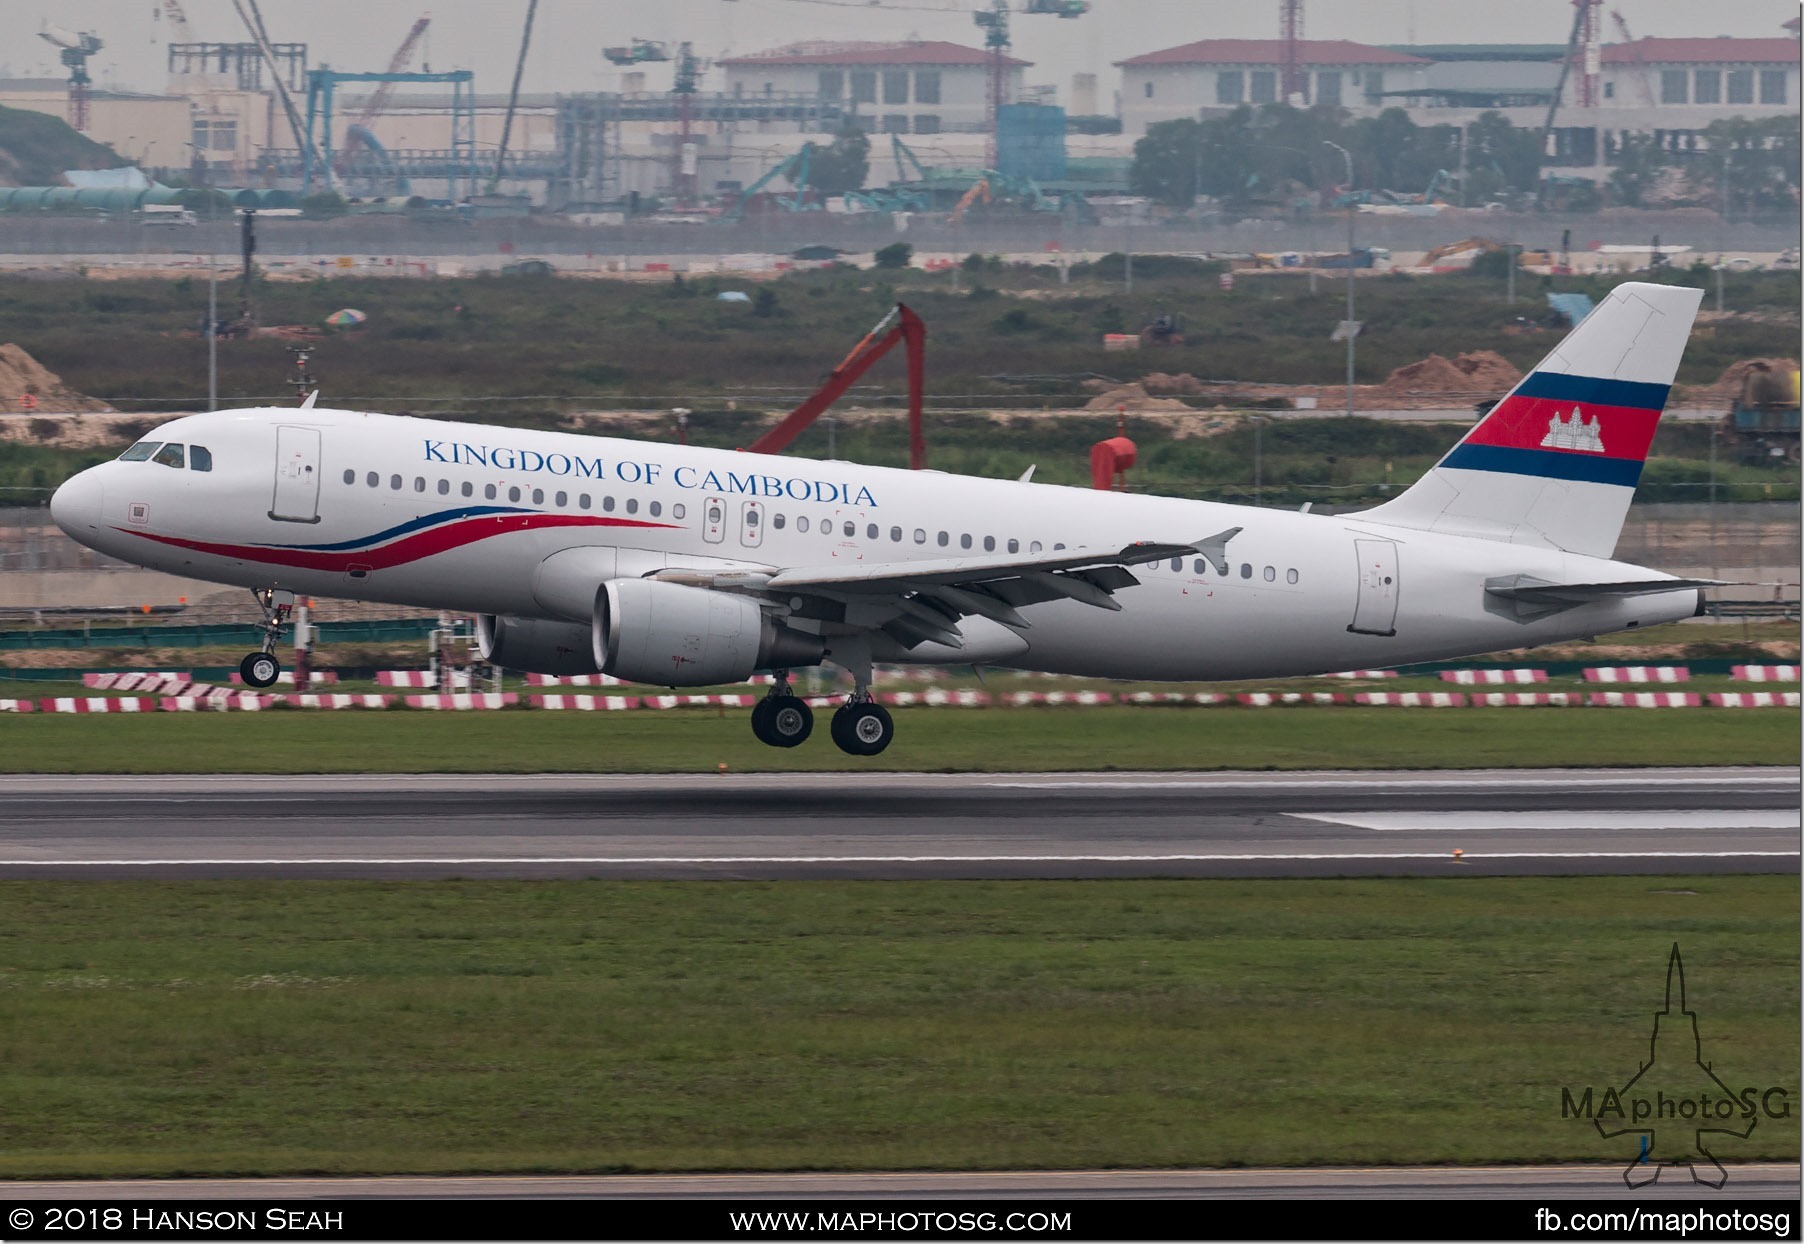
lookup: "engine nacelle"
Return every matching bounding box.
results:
[594,578,824,687]
[476,614,601,676]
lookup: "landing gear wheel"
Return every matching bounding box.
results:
[240,651,281,688]
[830,700,893,757]
[751,696,813,748]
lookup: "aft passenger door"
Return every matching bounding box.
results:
[1347,537,1399,636]
[269,425,321,524]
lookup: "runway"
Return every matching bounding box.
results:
[0,767,1794,879]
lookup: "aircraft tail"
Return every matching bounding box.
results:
[1359,281,1704,558]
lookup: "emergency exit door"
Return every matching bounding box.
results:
[1347,538,1399,636]
[269,426,321,523]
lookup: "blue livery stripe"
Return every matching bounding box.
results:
[259,506,528,552]
[1441,444,1644,487]
[1511,372,1670,410]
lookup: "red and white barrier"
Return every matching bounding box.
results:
[530,695,641,711]
[1002,690,1115,706]
[230,670,339,686]
[403,693,517,709]
[1469,693,1575,707]
[379,670,473,688]
[1327,669,1399,679]
[637,694,758,710]
[1440,669,1548,685]
[1586,692,1702,708]
[1708,692,1801,708]
[1236,692,1344,707]
[525,673,624,687]
[880,689,991,708]
[159,694,266,712]
[0,699,35,712]
[39,697,151,713]
[1353,692,1468,707]
[1583,666,1689,684]
[1123,692,1232,705]
[1731,665,1799,683]
[274,694,392,709]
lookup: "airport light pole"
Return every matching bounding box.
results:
[1324,141,1356,417]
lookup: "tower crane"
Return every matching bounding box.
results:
[1280,0,1305,105]
[1610,10,1656,108]
[39,25,104,131]
[338,14,433,181]
[971,0,1085,170]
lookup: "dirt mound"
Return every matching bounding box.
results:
[1140,371,1205,395]
[1684,357,1800,406]
[1449,350,1523,390]
[0,343,113,414]
[1083,383,1193,412]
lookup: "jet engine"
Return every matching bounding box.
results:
[594,578,824,687]
[476,614,601,676]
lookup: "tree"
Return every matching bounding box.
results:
[1684,116,1801,217]
[1608,133,1671,207]
[872,242,913,270]
[1129,118,1204,206]
[801,125,870,196]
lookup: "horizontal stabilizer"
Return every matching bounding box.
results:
[1484,574,1723,617]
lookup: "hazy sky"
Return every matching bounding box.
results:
[9,0,1800,100]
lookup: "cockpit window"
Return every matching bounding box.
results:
[118,441,161,462]
[190,445,213,472]
[151,443,186,469]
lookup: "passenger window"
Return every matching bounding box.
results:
[890,526,901,542]
[343,469,355,485]
[531,488,544,505]
[438,479,450,495]
[1287,568,1299,584]
[798,516,810,532]
[1054,543,1066,550]
[649,500,661,517]
[1171,557,1182,572]
[960,534,972,550]
[578,493,590,509]
[118,441,160,462]
[390,475,402,490]
[626,499,638,514]
[747,509,760,527]
[914,528,926,544]
[414,477,426,492]
[152,443,185,468]
[707,503,722,524]
[485,484,497,500]
[1008,538,1018,553]
[1240,563,1252,579]
[843,521,855,537]
[937,532,949,547]
[603,496,615,512]
[462,482,474,498]
[190,446,213,472]
[983,536,996,552]
[672,503,685,519]
[508,486,521,502]
[1194,559,1206,575]
[774,513,786,530]
[866,523,878,540]
[556,491,568,507]
[367,472,379,487]
[1030,541,1042,552]
[1264,565,1276,581]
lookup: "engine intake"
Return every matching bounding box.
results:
[594,578,824,687]
[476,614,600,676]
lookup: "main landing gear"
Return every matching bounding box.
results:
[749,670,895,757]
[238,588,294,689]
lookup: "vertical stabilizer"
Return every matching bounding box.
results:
[1360,281,1703,557]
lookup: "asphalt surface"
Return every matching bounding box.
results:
[0,767,1794,880]
[5,1165,1799,1201]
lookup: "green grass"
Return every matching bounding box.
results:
[0,707,1794,773]
[0,876,1793,1176]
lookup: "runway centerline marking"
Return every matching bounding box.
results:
[1295,811,1803,832]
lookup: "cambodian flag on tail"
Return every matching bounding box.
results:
[1361,282,1704,558]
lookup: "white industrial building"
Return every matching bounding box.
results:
[717,40,1027,136]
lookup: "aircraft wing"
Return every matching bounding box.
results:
[656,527,1242,651]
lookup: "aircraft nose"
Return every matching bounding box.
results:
[50,467,104,538]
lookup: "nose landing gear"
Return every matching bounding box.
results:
[238,588,294,689]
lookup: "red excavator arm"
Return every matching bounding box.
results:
[746,303,927,469]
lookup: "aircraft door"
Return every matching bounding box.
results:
[1347,538,1399,636]
[270,425,322,523]
[740,499,764,549]
[701,496,726,544]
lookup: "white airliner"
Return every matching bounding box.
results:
[50,281,1712,755]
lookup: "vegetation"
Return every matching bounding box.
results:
[0,708,1793,774]
[0,105,122,186]
[0,875,1792,1175]
[801,124,870,196]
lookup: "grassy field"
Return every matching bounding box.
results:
[0,706,1795,773]
[0,876,1793,1176]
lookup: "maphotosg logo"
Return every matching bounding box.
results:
[1560,943,1792,1189]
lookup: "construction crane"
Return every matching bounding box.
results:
[1537,0,1602,203]
[491,1,536,193]
[970,0,1085,170]
[670,41,705,203]
[603,39,671,65]
[335,14,429,182]
[1280,0,1305,104]
[1610,10,1656,107]
[39,25,104,131]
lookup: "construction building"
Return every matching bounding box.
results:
[717,41,1027,137]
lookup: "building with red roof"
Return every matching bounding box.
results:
[718,41,1028,137]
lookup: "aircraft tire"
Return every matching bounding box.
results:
[830,701,893,756]
[767,697,813,748]
[240,652,281,688]
[749,697,778,746]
